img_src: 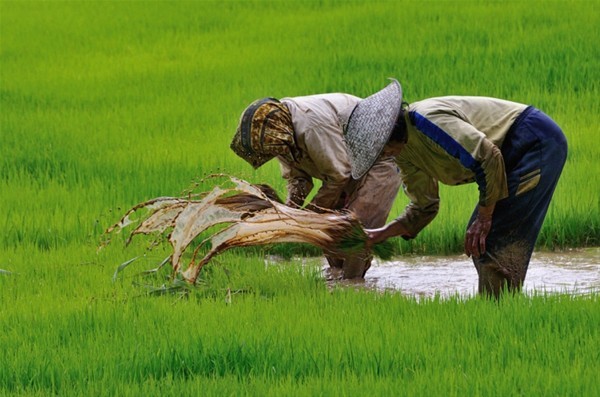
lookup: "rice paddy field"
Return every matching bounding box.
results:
[1,0,599,395]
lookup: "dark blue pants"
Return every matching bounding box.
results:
[469,107,568,297]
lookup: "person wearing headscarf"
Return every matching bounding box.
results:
[344,79,567,298]
[231,93,402,278]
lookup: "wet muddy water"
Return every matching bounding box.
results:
[361,247,600,298]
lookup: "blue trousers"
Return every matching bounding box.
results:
[469,107,568,297]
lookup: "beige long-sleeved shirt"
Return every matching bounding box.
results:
[278,93,361,209]
[396,96,528,237]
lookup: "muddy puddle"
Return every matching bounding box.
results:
[267,247,599,298]
[356,247,600,298]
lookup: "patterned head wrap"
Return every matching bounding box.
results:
[230,98,299,169]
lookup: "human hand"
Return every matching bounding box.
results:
[464,206,494,258]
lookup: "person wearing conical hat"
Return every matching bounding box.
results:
[231,93,402,279]
[344,79,568,298]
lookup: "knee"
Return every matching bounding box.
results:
[342,256,372,279]
[474,255,524,299]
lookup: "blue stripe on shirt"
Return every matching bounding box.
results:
[410,111,487,199]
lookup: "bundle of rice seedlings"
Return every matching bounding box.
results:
[105,175,384,283]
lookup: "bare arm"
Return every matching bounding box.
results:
[367,219,415,247]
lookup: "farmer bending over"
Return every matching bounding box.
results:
[344,79,567,298]
[230,93,401,279]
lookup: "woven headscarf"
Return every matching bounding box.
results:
[230,98,299,169]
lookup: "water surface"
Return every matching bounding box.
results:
[361,247,600,298]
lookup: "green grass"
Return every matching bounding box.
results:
[1,0,599,395]
[1,0,598,255]
[2,245,599,396]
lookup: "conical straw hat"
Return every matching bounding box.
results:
[344,79,403,179]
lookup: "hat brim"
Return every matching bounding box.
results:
[344,79,403,179]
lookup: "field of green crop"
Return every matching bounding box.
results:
[1,1,599,395]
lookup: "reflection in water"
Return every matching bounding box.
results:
[361,248,600,298]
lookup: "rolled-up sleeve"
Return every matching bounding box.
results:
[394,159,440,237]
[473,137,508,206]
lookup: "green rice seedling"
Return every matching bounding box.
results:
[2,250,599,396]
[1,1,599,395]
